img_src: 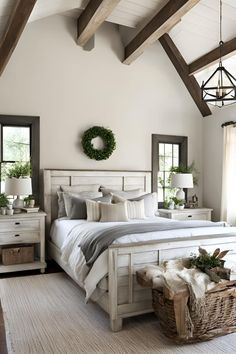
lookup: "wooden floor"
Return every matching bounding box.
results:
[0,260,62,354]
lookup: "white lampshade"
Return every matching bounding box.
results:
[171,173,193,189]
[5,177,32,196]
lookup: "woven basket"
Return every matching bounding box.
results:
[137,270,236,343]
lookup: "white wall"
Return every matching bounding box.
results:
[203,105,236,220]
[0,15,203,200]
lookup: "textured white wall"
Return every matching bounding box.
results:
[0,16,203,200]
[203,105,236,220]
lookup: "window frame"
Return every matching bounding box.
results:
[0,115,40,202]
[152,134,188,208]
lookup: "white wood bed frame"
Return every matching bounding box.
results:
[43,169,236,331]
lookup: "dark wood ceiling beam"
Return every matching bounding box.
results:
[189,37,236,75]
[77,0,121,47]
[123,0,200,65]
[159,34,211,117]
[0,0,37,76]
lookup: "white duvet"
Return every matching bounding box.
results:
[50,217,236,300]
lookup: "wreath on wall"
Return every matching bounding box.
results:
[81,126,116,161]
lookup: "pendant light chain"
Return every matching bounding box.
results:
[219,0,223,66]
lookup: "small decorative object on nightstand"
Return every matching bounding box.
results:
[0,211,46,274]
[158,208,213,221]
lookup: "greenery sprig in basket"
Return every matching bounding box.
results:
[190,247,230,282]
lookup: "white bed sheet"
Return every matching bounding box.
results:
[50,217,236,301]
[50,216,173,249]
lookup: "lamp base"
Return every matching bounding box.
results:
[13,196,24,213]
[176,188,185,201]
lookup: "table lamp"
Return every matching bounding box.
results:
[171,173,193,201]
[5,177,32,212]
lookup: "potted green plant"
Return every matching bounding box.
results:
[0,193,9,215]
[24,195,35,208]
[5,161,32,211]
[171,197,185,210]
[6,161,31,179]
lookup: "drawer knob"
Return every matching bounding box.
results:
[188,215,192,218]
[14,234,20,237]
[15,222,20,225]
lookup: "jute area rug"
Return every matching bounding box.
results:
[1,273,236,354]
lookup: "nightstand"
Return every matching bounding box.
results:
[0,211,46,274]
[158,208,213,221]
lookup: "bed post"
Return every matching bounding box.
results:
[43,170,52,239]
[108,247,123,331]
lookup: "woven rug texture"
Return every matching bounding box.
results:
[1,273,236,354]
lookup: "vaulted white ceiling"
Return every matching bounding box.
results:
[0,0,235,68]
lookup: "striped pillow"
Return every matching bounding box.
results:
[127,199,145,219]
[112,194,145,219]
[86,200,101,222]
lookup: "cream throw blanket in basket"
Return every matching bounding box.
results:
[142,259,216,299]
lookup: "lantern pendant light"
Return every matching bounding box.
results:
[201,0,236,107]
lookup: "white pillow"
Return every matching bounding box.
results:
[100,202,128,222]
[86,200,101,222]
[112,192,157,217]
[111,195,145,219]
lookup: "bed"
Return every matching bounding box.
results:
[43,169,236,331]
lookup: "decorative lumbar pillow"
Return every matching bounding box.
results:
[100,202,128,222]
[100,187,142,199]
[63,194,111,219]
[111,195,145,219]
[57,190,102,218]
[112,192,157,218]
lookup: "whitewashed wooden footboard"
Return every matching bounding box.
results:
[107,233,236,331]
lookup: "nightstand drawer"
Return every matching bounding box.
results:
[0,219,40,232]
[173,213,208,221]
[0,231,40,244]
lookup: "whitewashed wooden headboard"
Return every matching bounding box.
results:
[43,169,151,236]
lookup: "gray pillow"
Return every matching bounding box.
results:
[64,194,112,219]
[57,190,102,218]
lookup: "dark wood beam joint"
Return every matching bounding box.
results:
[159,34,211,117]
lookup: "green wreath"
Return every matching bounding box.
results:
[81,126,116,161]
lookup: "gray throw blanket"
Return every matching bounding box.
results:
[79,220,226,267]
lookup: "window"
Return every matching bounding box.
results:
[152,134,187,207]
[0,115,39,200]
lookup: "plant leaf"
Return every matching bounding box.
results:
[212,248,220,257]
[198,247,208,256]
[217,250,230,259]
